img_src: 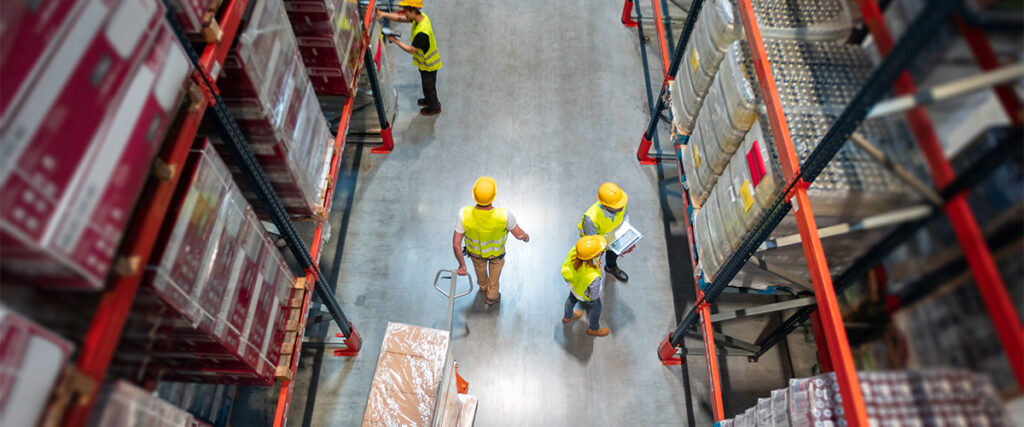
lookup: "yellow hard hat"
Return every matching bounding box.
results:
[597,182,627,209]
[473,176,496,205]
[576,235,607,261]
[398,0,422,8]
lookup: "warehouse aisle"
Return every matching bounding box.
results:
[279,1,791,425]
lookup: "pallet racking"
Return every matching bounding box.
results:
[51,0,391,425]
[624,0,1024,423]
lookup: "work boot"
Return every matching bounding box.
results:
[605,265,628,282]
[562,310,583,324]
[587,327,610,336]
[420,106,442,116]
[417,98,427,106]
[485,293,501,306]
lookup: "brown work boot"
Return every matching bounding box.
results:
[562,310,583,324]
[587,328,610,336]
[485,293,501,306]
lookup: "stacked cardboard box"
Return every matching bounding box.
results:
[0,2,191,290]
[0,305,74,427]
[114,142,294,385]
[363,322,453,426]
[90,380,210,427]
[215,0,334,217]
[286,0,363,96]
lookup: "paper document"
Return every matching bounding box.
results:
[608,221,642,255]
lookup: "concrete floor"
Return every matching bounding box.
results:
[233,1,810,425]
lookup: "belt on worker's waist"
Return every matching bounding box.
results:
[463,247,505,261]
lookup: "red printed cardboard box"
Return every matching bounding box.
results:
[0,306,74,427]
[0,0,168,289]
[0,0,88,119]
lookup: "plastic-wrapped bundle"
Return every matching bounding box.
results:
[704,193,734,280]
[671,0,742,133]
[90,380,199,427]
[749,0,853,41]
[692,206,720,282]
[218,0,334,217]
[362,322,452,426]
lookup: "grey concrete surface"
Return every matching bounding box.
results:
[231,1,809,426]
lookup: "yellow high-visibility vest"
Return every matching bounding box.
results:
[461,206,507,258]
[561,247,602,301]
[411,14,442,71]
[576,202,625,241]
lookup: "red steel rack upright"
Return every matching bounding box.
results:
[57,0,382,424]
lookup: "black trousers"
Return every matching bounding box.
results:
[605,250,619,269]
[419,70,440,110]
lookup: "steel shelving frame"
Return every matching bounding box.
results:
[56,0,387,425]
[624,0,1023,423]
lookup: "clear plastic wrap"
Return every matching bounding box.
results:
[0,305,74,427]
[287,0,363,96]
[218,0,333,217]
[713,160,746,255]
[363,322,452,427]
[680,140,706,207]
[704,194,730,279]
[672,0,742,133]
[131,142,294,385]
[90,380,196,427]
[692,207,717,282]
[670,78,696,134]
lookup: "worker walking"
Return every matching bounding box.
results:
[377,0,443,116]
[578,182,631,282]
[561,236,610,336]
[453,177,530,306]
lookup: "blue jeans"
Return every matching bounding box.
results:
[564,293,602,330]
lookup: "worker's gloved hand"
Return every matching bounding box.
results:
[456,266,467,276]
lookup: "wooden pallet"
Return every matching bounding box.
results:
[275,278,308,381]
[187,0,225,43]
[40,366,96,427]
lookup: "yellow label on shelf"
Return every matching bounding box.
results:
[739,180,754,212]
[690,49,699,73]
[693,144,701,168]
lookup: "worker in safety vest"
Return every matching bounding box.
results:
[453,177,530,306]
[377,0,443,115]
[561,235,610,336]
[577,182,632,282]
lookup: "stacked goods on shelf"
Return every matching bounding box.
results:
[215,0,334,217]
[286,0,363,96]
[669,0,853,135]
[717,369,1009,426]
[671,0,743,134]
[157,382,237,426]
[0,1,192,290]
[167,0,216,33]
[363,322,473,426]
[115,142,294,385]
[684,39,924,285]
[90,380,210,426]
[892,243,1024,394]
[0,306,74,427]
[349,17,399,133]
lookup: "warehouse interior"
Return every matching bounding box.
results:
[1,0,1023,426]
